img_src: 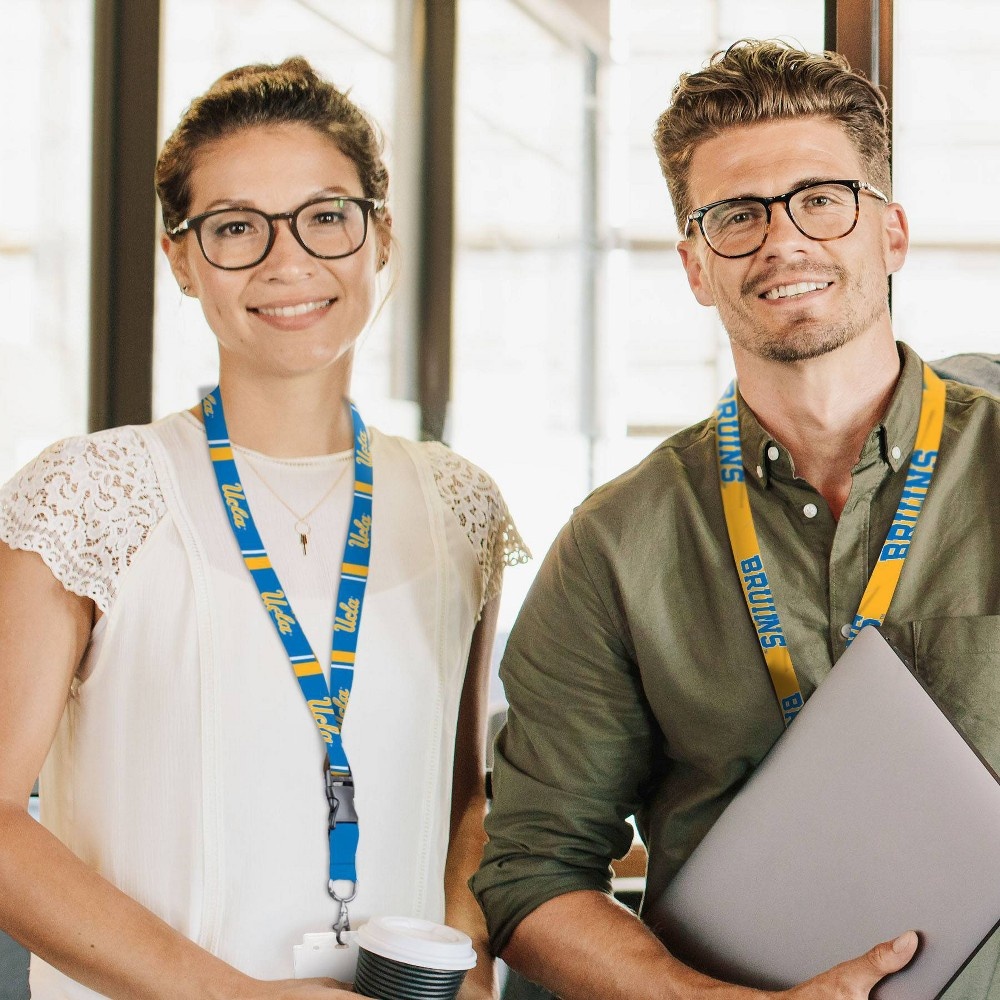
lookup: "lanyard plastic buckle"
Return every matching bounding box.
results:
[326,769,357,830]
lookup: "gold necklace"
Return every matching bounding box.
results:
[241,454,351,555]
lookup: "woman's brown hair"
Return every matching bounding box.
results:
[156,56,389,244]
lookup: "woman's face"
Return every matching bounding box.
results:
[163,122,387,382]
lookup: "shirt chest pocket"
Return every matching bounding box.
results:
[909,615,1000,769]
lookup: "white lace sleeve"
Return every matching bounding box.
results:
[425,443,530,614]
[0,428,167,614]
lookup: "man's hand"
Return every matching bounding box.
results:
[778,932,918,999]
[499,891,920,1000]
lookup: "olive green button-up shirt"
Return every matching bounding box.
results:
[472,344,1000,998]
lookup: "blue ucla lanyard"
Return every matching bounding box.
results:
[202,387,373,938]
[716,364,945,726]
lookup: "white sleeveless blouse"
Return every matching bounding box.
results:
[0,411,528,999]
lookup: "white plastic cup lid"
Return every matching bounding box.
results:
[356,916,477,971]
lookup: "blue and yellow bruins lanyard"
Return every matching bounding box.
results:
[202,387,373,935]
[716,364,946,727]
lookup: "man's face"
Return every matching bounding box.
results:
[676,117,908,366]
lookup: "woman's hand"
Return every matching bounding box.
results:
[456,975,499,1000]
[238,976,360,997]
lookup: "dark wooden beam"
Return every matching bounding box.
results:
[825,0,893,120]
[416,0,457,442]
[89,0,160,431]
[825,0,894,307]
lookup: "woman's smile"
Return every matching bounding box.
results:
[247,295,338,332]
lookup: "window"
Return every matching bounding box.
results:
[891,1,1000,359]
[0,1,94,482]
[451,0,597,630]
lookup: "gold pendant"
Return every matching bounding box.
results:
[295,519,311,556]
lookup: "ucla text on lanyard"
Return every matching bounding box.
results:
[202,388,373,934]
[715,364,945,726]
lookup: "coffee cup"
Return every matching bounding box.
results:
[353,915,477,999]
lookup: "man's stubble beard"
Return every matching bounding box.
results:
[718,263,889,365]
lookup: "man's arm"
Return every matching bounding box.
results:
[471,512,916,999]
[472,513,656,950]
[503,890,917,1000]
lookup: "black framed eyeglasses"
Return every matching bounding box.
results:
[684,179,889,259]
[168,195,385,270]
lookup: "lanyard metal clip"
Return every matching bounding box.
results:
[330,888,356,944]
[325,767,357,830]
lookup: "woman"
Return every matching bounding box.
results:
[0,58,526,999]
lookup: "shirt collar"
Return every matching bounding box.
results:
[874,341,926,473]
[736,341,925,489]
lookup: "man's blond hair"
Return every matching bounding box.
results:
[653,39,890,232]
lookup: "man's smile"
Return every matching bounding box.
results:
[761,281,832,301]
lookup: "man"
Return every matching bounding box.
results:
[471,39,1000,1000]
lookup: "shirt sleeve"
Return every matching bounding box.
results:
[470,512,658,954]
[0,428,166,613]
[424,441,530,616]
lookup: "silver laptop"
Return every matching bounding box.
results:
[647,626,1000,1000]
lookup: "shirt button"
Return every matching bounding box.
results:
[756,465,764,479]
[767,446,780,461]
[841,623,852,638]
[891,446,902,460]
[803,502,818,518]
